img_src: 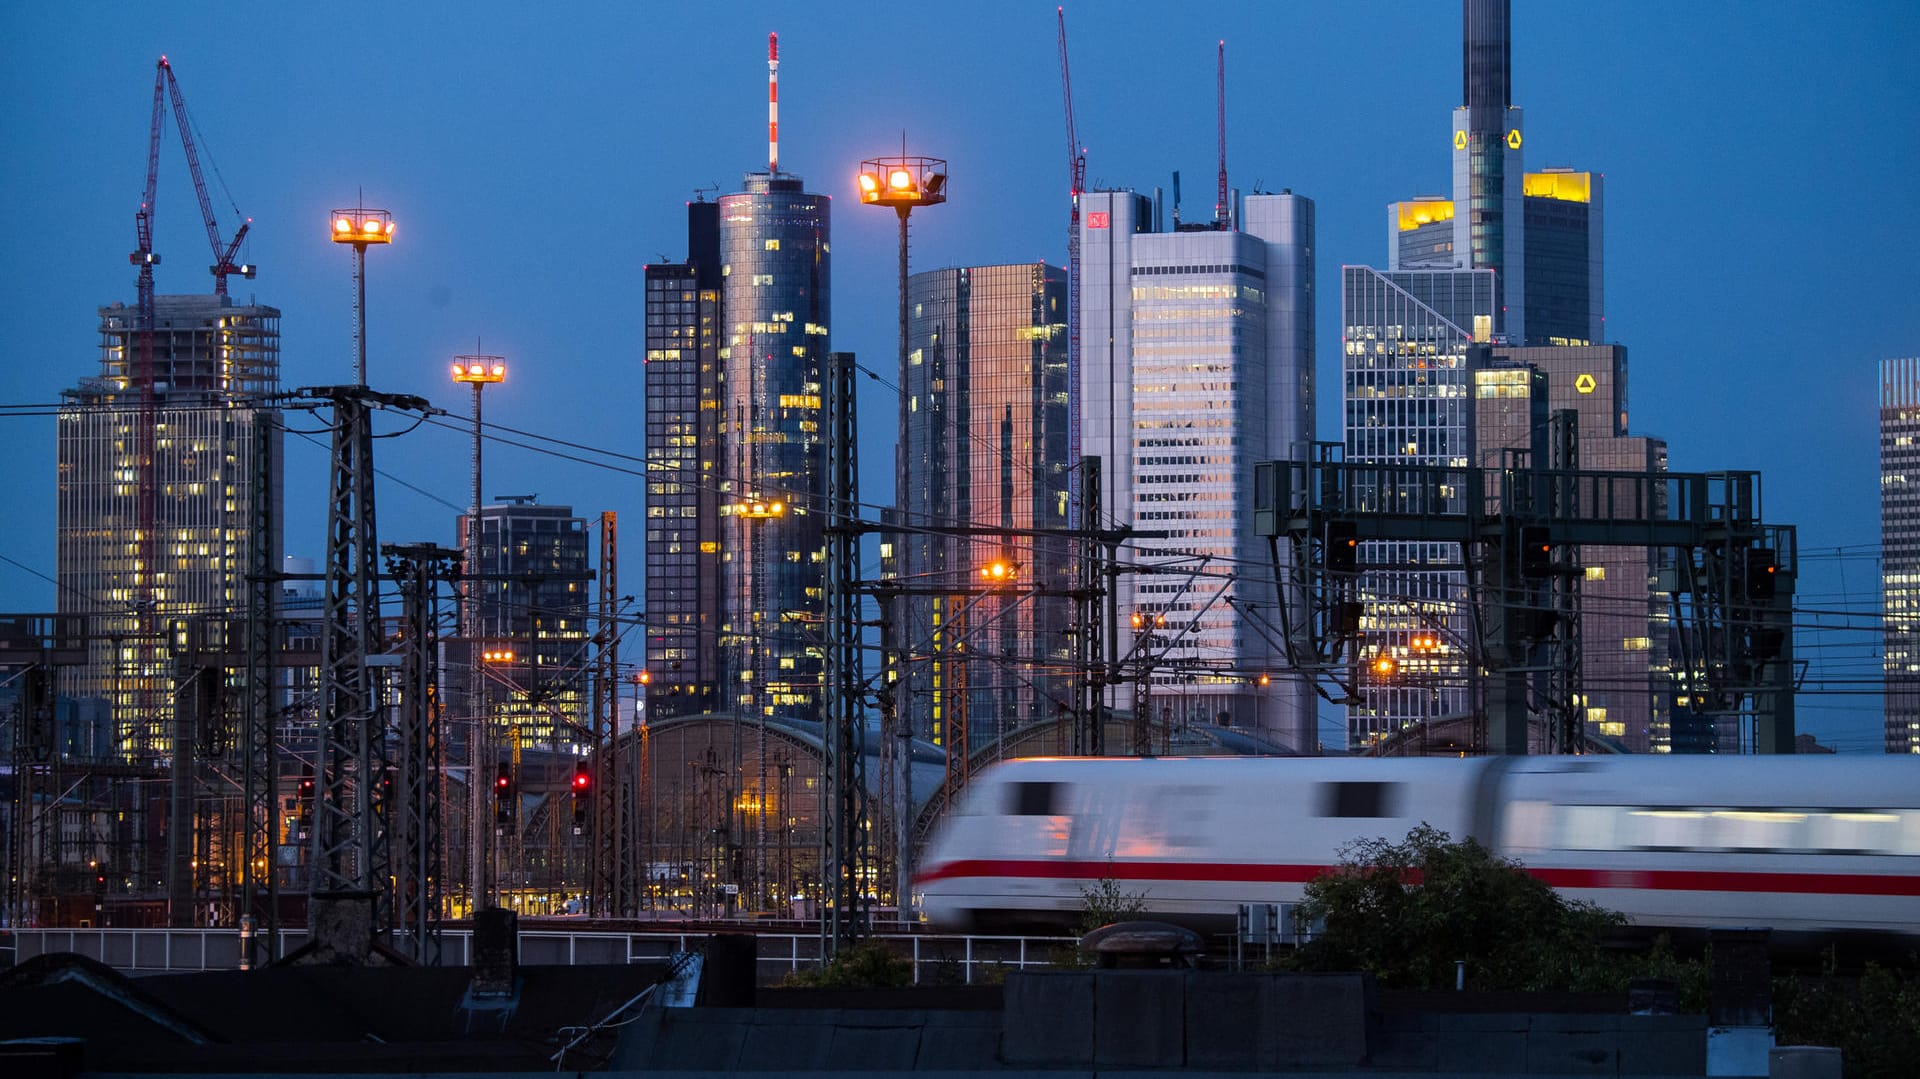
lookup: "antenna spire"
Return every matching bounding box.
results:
[768,32,781,174]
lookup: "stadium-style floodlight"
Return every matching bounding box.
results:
[329,204,394,385]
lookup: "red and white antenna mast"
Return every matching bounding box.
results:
[767,32,780,173]
[1215,39,1229,228]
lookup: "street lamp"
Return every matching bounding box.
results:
[330,205,394,386]
[453,353,505,913]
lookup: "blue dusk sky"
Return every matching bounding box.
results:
[2,2,1916,751]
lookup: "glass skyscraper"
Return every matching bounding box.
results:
[58,294,281,758]
[1341,267,1493,750]
[1389,2,1604,349]
[1881,356,1920,753]
[1078,189,1317,751]
[895,263,1071,750]
[717,171,830,723]
[1455,0,1525,342]
[644,202,724,718]
[456,498,592,749]
[1390,169,1604,348]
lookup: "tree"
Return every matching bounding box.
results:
[1292,824,1624,991]
[1076,876,1149,936]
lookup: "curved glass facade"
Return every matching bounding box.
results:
[718,173,830,722]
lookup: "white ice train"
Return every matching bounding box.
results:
[912,755,1920,937]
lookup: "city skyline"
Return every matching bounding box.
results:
[2,2,1916,751]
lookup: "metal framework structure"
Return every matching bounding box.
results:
[307,386,429,935]
[384,542,457,964]
[592,512,631,916]
[241,406,280,954]
[821,351,869,955]
[2,617,88,925]
[1256,445,1798,754]
[1074,457,1105,754]
[1058,8,1087,523]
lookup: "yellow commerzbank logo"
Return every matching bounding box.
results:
[1574,373,1597,394]
[1507,129,1523,149]
[1454,130,1467,150]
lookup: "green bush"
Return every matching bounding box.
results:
[1292,823,1626,992]
[783,940,915,988]
[1048,876,1151,969]
[1076,876,1149,936]
[1775,961,1920,1079]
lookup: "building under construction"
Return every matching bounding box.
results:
[38,292,280,914]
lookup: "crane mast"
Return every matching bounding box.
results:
[1215,40,1228,228]
[1058,8,1088,523]
[154,58,255,296]
[126,55,257,754]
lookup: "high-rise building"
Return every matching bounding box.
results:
[895,263,1072,749]
[1881,356,1920,754]
[456,497,593,748]
[1520,170,1604,347]
[58,294,281,757]
[1390,169,1603,347]
[717,170,831,723]
[1341,266,1494,750]
[642,38,833,725]
[1388,1,1603,348]
[1456,0,1525,341]
[644,201,725,718]
[1077,189,1317,751]
[1475,345,1668,752]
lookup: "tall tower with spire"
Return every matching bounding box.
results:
[644,33,832,723]
[1392,0,1603,348]
[1453,0,1525,342]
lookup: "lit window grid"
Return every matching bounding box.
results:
[1341,267,1492,746]
[644,267,725,716]
[1125,264,1278,712]
[717,179,830,721]
[59,299,281,758]
[1881,357,1920,753]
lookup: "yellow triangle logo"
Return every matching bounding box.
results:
[1574,373,1596,394]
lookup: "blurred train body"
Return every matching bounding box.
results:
[912,756,1920,937]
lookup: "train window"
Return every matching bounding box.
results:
[1553,805,1920,856]
[1319,781,1402,818]
[1008,781,1061,816]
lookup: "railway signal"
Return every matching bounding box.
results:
[494,763,515,835]
[570,763,590,834]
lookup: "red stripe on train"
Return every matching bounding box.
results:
[911,859,1920,897]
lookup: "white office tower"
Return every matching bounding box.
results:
[1077,189,1317,752]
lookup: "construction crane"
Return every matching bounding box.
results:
[141,57,255,298]
[1214,40,1229,228]
[1057,8,1088,522]
[126,55,256,755]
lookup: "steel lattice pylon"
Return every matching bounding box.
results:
[384,543,456,963]
[821,351,869,956]
[313,388,385,908]
[592,512,631,917]
[241,406,280,957]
